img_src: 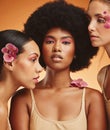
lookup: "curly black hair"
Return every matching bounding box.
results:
[24,0,99,72]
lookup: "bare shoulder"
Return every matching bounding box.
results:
[0,102,7,117]
[10,88,33,130]
[11,88,31,108]
[85,87,104,105]
[85,87,105,116]
[0,102,7,130]
[85,88,107,129]
[12,88,30,98]
[98,65,108,74]
[97,65,109,86]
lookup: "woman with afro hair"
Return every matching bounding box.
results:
[10,1,107,130]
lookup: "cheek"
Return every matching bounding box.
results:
[64,46,75,58]
[14,64,32,84]
[12,64,28,85]
[42,45,48,53]
[17,62,28,70]
[42,45,51,59]
[14,60,31,74]
[103,35,110,45]
[100,29,110,42]
[12,61,36,88]
[43,48,50,55]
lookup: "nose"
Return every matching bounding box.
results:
[52,42,61,52]
[36,62,43,73]
[88,21,95,33]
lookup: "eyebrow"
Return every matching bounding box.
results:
[45,35,73,39]
[95,13,103,17]
[29,52,39,57]
[87,13,105,21]
[87,12,103,18]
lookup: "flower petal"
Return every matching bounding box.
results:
[70,78,88,88]
[1,43,18,62]
[1,48,8,53]
[3,54,14,62]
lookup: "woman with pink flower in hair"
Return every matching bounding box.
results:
[0,29,43,130]
[87,0,110,129]
[10,1,107,130]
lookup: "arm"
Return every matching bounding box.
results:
[9,89,31,130]
[87,89,107,130]
[97,66,107,87]
[0,105,8,130]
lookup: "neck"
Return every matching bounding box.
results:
[42,67,72,89]
[104,43,110,57]
[0,77,19,103]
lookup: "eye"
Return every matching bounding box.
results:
[44,37,55,44]
[62,41,71,45]
[62,38,73,45]
[30,57,38,62]
[31,57,37,62]
[97,17,106,23]
[46,40,54,44]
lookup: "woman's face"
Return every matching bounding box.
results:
[87,1,110,47]
[12,40,43,89]
[42,28,75,71]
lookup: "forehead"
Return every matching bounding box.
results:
[22,40,40,55]
[46,28,73,38]
[87,1,110,15]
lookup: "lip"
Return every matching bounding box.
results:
[90,35,99,41]
[33,76,39,84]
[51,54,63,62]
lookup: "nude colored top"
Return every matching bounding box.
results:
[29,88,87,130]
[101,66,110,128]
[7,119,11,130]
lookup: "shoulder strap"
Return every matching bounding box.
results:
[30,89,36,114]
[102,66,109,101]
[81,88,86,111]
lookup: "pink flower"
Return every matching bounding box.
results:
[103,12,110,29]
[70,78,88,88]
[1,43,18,62]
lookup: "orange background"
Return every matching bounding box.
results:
[0,0,110,91]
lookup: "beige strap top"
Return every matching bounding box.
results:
[101,66,110,127]
[7,118,11,130]
[29,88,87,130]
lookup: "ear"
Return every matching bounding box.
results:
[3,61,14,71]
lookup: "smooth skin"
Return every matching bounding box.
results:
[87,0,110,100]
[10,28,107,130]
[87,1,110,129]
[88,1,110,48]
[0,40,43,130]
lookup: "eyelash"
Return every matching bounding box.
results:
[45,40,54,44]
[45,40,71,45]
[97,17,106,23]
[62,41,71,45]
[31,58,37,62]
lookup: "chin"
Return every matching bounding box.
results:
[91,42,99,47]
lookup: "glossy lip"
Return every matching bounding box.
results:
[51,54,63,62]
[33,76,39,84]
[90,35,99,41]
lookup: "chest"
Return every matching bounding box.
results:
[32,89,84,121]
